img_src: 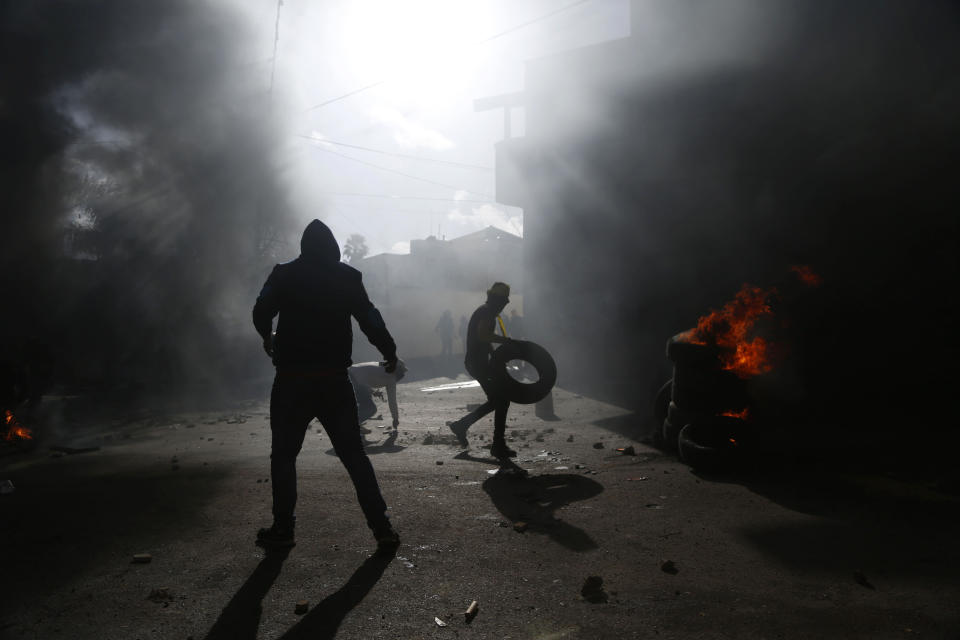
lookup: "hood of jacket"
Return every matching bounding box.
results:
[300,219,341,263]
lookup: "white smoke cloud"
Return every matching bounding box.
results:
[447,190,522,236]
[367,105,454,150]
[390,240,411,254]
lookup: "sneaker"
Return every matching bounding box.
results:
[489,440,518,459]
[446,419,470,447]
[372,524,400,554]
[256,524,295,549]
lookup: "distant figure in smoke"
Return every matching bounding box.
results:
[435,309,454,358]
[349,360,407,430]
[458,315,468,353]
[253,219,400,552]
[447,282,517,459]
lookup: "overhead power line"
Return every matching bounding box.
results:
[304,0,591,111]
[477,0,589,45]
[306,80,387,112]
[319,191,496,204]
[326,203,453,217]
[297,134,492,171]
[313,146,493,199]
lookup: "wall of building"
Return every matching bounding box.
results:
[502,0,960,423]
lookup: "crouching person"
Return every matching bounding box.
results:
[349,360,407,430]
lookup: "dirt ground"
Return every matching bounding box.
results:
[2,375,959,640]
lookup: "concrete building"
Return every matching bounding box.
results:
[351,227,523,360]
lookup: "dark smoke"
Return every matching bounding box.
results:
[520,0,960,424]
[1,0,296,400]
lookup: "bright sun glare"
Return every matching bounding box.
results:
[337,1,498,107]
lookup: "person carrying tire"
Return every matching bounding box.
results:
[252,219,400,552]
[447,282,517,459]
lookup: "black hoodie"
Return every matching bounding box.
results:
[253,219,396,369]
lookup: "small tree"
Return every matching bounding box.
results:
[342,233,368,263]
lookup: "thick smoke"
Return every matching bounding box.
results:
[1,1,296,400]
[519,0,960,422]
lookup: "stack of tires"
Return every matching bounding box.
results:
[654,334,754,471]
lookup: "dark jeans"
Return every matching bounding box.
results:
[462,361,510,440]
[269,371,388,531]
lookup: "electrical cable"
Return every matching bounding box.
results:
[477,0,589,45]
[319,191,496,204]
[297,134,493,171]
[313,146,493,199]
[305,80,387,112]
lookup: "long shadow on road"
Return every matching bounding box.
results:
[482,470,604,552]
[363,431,405,455]
[276,549,397,640]
[452,451,602,550]
[203,548,291,640]
[452,449,530,474]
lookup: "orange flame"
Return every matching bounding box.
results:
[721,408,750,420]
[681,266,822,378]
[790,265,822,287]
[3,409,32,441]
[685,285,775,378]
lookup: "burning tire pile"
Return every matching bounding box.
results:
[660,334,755,471]
[657,267,821,471]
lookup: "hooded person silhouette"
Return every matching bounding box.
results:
[253,219,400,551]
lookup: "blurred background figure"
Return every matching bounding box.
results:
[435,310,454,358]
[459,315,468,354]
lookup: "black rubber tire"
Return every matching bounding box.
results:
[667,400,691,427]
[672,365,749,414]
[653,379,672,426]
[678,417,749,471]
[490,340,558,405]
[661,416,685,451]
[666,334,720,366]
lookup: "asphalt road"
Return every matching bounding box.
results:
[2,376,958,639]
